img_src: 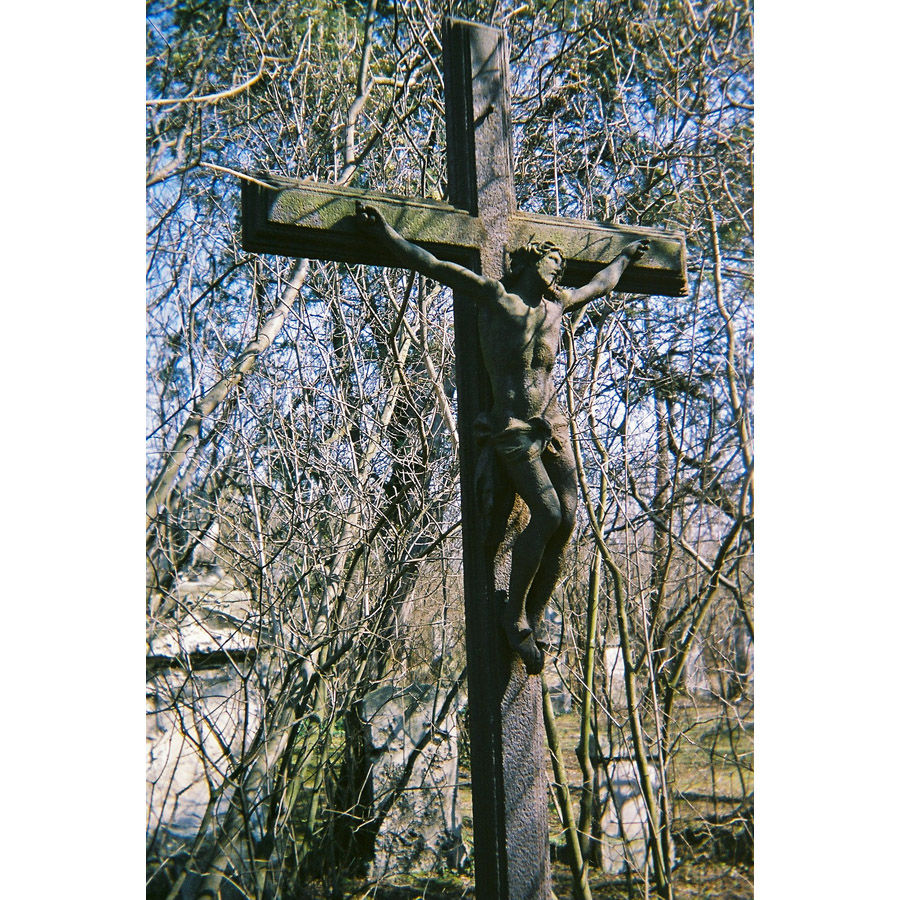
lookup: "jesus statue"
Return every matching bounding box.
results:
[357,202,647,674]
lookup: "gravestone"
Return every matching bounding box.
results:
[602,645,628,708]
[683,641,714,699]
[541,607,572,715]
[603,643,714,704]
[727,620,754,699]
[147,573,264,851]
[361,684,467,877]
[597,758,674,876]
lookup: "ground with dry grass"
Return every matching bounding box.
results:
[293,702,752,899]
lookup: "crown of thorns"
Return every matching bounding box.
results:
[508,241,566,277]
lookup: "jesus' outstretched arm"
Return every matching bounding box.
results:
[356,203,499,302]
[564,239,650,312]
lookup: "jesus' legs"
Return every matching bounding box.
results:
[497,450,562,673]
[523,444,577,638]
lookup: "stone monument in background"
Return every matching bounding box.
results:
[361,684,467,878]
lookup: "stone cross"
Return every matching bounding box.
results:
[241,17,685,900]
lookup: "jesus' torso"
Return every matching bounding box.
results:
[478,286,569,430]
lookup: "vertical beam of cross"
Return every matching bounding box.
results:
[443,18,551,900]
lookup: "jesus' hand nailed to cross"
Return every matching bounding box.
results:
[357,201,647,674]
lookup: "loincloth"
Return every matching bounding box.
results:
[472,414,566,519]
[474,414,564,460]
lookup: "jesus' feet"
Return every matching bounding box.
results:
[502,615,545,675]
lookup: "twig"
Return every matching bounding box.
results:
[147,54,271,106]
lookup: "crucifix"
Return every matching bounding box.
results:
[242,17,685,900]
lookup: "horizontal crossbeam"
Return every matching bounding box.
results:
[242,176,484,267]
[241,176,687,296]
[509,211,687,297]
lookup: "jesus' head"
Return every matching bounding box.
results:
[507,241,566,293]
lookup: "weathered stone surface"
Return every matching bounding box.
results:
[443,18,552,899]
[597,758,674,876]
[243,177,486,266]
[361,683,466,878]
[507,212,686,296]
[147,665,261,839]
[147,575,263,843]
[148,576,254,660]
[242,182,687,297]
